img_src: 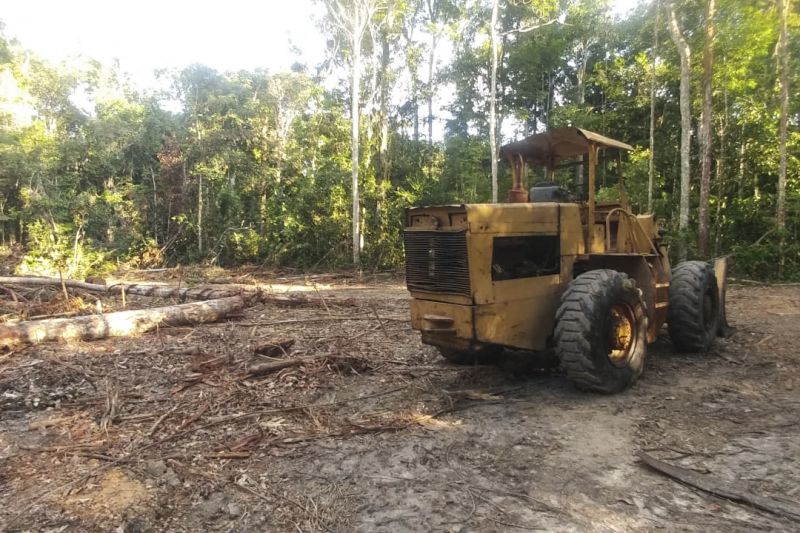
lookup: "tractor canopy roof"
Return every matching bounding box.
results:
[500,127,633,169]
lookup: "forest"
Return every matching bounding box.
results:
[0,0,797,279]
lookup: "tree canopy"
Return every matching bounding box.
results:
[0,0,797,278]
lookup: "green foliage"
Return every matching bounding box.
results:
[18,219,111,279]
[731,233,800,281]
[0,0,797,279]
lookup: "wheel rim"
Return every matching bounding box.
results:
[608,303,636,367]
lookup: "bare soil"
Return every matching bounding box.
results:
[0,270,798,532]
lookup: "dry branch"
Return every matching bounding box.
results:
[253,338,295,357]
[0,295,245,348]
[638,451,800,522]
[246,354,326,377]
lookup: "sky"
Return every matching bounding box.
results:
[1,0,641,89]
[1,0,328,87]
[1,0,641,137]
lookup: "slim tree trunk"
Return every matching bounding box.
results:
[351,24,362,266]
[648,0,660,213]
[376,26,392,228]
[713,86,728,256]
[197,173,203,255]
[425,0,437,148]
[698,0,716,256]
[667,0,692,261]
[412,82,420,141]
[427,34,439,146]
[150,167,159,245]
[489,0,499,203]
[323,0,378,267]
[738,139,746,198]
[776,0,790,276]
[574,43,590,194]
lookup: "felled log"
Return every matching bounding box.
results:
[0,296,245,348]
[0,276,239,301]
[0,276,357,307]
[638,451,800,521]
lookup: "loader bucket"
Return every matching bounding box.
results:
[714,256,736,338]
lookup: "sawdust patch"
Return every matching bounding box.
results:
[62,468,150,518]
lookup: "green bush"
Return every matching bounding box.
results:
[18,219,112,278]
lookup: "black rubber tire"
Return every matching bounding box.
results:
[668,261,719,352]
[555,270,648,394]
[437,345,502,365]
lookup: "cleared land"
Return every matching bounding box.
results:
[0,270,798,532]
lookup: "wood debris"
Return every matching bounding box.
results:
[638,451,800,522]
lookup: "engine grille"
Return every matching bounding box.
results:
[404,230,471,295]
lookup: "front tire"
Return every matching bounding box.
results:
[555,270,648,393]
[668,261,719,352]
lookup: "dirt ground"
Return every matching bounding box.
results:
[0,269,798,532]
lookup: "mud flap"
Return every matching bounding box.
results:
[713,257,736,338]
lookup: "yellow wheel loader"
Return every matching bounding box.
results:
[403,127,732,393]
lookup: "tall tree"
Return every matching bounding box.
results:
[667,0,692,260]
[322,0,384,266]
[648,0,660,213]
[776,0,790,276]
[698,0,716,256]
[489,0,500,202]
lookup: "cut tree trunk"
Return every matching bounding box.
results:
[0,276,357,307]
[0,296,245,348]
[0,277,239,301]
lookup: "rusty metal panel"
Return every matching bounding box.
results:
[406,205,468,230]
[410,299,474,341]
[468,233,493,305]
[590,224,606,253]
[499,127,632,167]
[474,276,562,351]
[559,203,585,256]
[408,291,472,306]
[466,203,559,234]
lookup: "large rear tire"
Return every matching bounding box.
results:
[555,270,648,393]
[668,261,719,352]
